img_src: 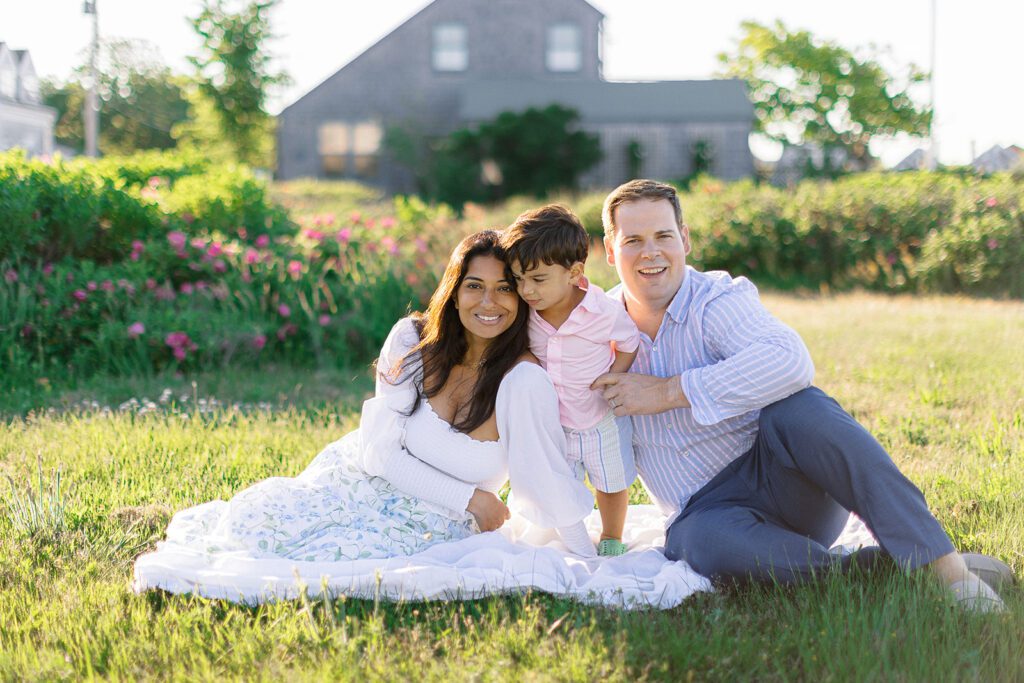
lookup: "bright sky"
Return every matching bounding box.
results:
[3,0,1021,165]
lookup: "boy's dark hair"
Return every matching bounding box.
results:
[500,204,589,271]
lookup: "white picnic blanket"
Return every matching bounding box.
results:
[133,505,876,608]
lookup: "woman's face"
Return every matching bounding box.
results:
[455,254,519,344]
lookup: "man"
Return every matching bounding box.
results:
[592,179,1010,611]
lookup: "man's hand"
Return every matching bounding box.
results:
[466,489,511,532]
[591,372,691,416]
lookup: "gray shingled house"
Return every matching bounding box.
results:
[277,0,755,191]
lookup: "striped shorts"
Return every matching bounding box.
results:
[563,410,637,494]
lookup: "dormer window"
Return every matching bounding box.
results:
[432,23,468,72]
[0,64,16,99]
[546,23,581,72]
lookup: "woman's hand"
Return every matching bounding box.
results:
[467,489,510,532]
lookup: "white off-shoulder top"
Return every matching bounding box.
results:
[358,318,594,528]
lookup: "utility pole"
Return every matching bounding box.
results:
[83,0,99,157]
[925,0,937,169]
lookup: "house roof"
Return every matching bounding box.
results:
[459,79,754,124]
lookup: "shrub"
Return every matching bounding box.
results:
[679,172,1024,295]
[0,153,451,390]
[398,105,602,209]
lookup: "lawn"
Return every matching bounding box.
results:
[1,291,1022,681]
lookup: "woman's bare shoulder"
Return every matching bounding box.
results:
[516,351,541,366]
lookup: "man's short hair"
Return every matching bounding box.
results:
[602,179,684,239]
[501,204,589,271]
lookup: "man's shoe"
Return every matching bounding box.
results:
[597,539,628,557]
[949,577,1007,614]
[962,553,1015,592]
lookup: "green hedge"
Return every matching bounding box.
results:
[680,172,1024,296]
[0,152,451,388]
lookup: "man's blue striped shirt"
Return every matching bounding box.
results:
[609,267,815,526]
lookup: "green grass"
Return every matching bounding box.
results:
[2,292,1023,680]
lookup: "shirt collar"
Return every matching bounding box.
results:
[665,267,694,323]
[574,276,603,314]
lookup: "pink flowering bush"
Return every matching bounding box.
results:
[1,152,451,388]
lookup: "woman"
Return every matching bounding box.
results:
[138,231,596,582]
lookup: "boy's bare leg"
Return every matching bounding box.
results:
[595,489,629,541]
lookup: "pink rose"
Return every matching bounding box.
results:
[287,260,303,277]
[167,231,187,250]
[251,334,267,350]
[180,282,194,295]
[87,281,98,291]
[213,259,227,273]
[255,235,270,248]
[318,314,331,326]
[127,322,145,338]
[276,323,298,340]
[42,263,54,276]
[336,228,352,244]
[172,346,187,361]
[278,304,291,317]
[381,236,398,255]
[207,243,223,258]
[987,238,999,250]
[145,278,157,290]
[380,216,396,229]
[72,289,87,301]
[985,197,998,208]
[244,248,259,265]
[101,280,115,292]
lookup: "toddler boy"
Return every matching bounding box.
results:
[501,205,640,556]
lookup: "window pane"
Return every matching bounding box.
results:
[433,23,467,71]
[322,154,347,176]
[353,121,382,155]
[318,123,350,155]
[354,154,378,177]
[547,24,581,72]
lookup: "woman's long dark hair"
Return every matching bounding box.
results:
[384,230,530,433]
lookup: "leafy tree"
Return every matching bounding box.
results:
[42,40,189,155]
[404,105,602,207]
[188,0,289,167]
[718,21,931,173]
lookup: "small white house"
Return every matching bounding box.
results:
[0,43,56,157]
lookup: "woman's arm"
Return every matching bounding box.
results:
[359,318,478,516]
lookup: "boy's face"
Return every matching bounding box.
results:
[510,260,584,313]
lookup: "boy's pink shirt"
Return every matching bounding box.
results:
[528,278,641,430]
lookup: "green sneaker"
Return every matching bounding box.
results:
[597,539,628,557]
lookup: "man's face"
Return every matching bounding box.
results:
[604,198,690,313]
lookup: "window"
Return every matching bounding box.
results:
[318,122,350,176]
[547,23,581,72]
[353,121,383,177]
[433,23,467,72]
[317,121,383,178]
[0,64,16,99]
